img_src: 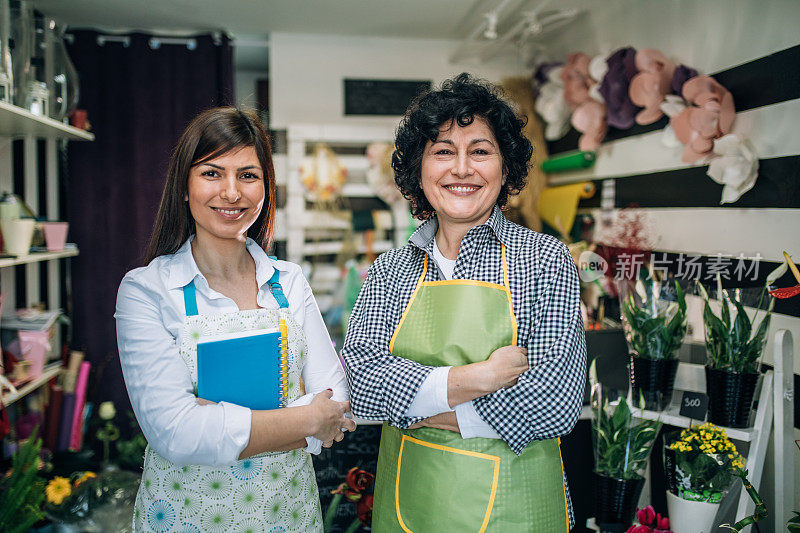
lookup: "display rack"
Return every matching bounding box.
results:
[280,124,410,313]
[0,101,89,418]
[584,329,795,531]
[1,363,62,407]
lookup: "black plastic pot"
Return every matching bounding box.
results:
[629,355,679,411]
[592,472,645,531]
[705,367,759,428]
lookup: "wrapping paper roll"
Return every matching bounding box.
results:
[536,182,596,239]
[541,150,596,173]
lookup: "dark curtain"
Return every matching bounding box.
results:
[65,30,234,413]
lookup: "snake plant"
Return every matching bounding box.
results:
[697,276,773,374]
[621,276,688,360]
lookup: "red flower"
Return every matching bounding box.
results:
[637,505,656,526]
[345,467,375,492]
[655,513,670,530]
[330,482,361,502]
[627,526,652,533]
[356,494,373,526]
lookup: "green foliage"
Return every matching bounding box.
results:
[788,511,800,532]
[698,281,772,373]
[621,279,688,360]
[0,428,46,533]
[591,393,661,480]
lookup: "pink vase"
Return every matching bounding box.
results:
[18,330,49,379]
[43,221,69,251]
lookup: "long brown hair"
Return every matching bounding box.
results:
[144,107,276,264]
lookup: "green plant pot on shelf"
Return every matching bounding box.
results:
[697,275,772,429]
[589,361,661,532]
[620,273,688,413]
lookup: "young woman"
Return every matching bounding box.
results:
[116,107,355,532]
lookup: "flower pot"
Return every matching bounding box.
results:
[705,367,758,428]
[630,355,678,410]
[592,472,644,531]
[43,221,68,251]
[666,490,719,533]
[0,218,34,255]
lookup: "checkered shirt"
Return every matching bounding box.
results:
[342,205,586,525]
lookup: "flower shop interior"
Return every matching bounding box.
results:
[0,0,798,531]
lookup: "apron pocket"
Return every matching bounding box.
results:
[395,434,500,533]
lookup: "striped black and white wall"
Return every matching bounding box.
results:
[541,0,799,520]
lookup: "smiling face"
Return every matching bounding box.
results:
[420,117,505,229]
[186,145,265,245]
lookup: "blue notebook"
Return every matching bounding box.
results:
[196,328,283,410]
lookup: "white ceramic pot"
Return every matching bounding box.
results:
[0,218,34,255]
[666,491,720,533]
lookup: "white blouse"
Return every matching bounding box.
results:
[115,237,349,466]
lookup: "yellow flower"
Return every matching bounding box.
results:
[74,471,96,488]
[46,476,72,505]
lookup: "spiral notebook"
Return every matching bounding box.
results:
[196,328,283,410]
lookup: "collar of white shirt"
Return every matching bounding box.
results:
[164,235,289,292]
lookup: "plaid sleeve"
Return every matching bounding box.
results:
[473,239,587,455]
[341,252,431,428]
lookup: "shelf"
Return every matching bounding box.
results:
[303,240,393,256]
[0,246,78,268]
[1,362,62,406]
[0,101,94,141]
[578,402,756,441]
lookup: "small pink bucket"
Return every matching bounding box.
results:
[43,222,69,252]
[19,330,50,380]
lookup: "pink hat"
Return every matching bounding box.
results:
[629,49,676,125]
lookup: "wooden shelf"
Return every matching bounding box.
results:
[0,246,78,268]
[0,101,94,141]
[1,363,61,406]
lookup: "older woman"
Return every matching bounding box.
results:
[342,74,586,532]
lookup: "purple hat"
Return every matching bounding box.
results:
[598,46,639,129]
[672,65,699,95]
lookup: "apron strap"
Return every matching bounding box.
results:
[268,267,290,309]
[182,279,199,316]
[501,244,510,290]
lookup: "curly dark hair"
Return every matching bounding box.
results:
[392,73,532,219]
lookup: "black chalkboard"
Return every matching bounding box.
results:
[679,391,709,420]
[344,79,432,116]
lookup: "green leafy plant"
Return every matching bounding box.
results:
[0,427,46,533]
[787,511,800,532]
[621,276,687,360]
[697,276,773,373]
[589,362,661,480]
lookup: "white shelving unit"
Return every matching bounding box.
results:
[1,363,62,407]
[280,124,410,314]
[0,100,90,407]
[0,101,94,141]
[583,330,795,531]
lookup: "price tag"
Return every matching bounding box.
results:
[679,391,709,420]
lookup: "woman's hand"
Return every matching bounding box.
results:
[482,345,529,392]
[408,411,460,432]
[309,389,357,447]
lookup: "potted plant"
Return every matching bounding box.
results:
[698,276,772,428]
[663,423,747,532]
[0,428,46,533]
[621,273,688,410]
[590,361,662,531]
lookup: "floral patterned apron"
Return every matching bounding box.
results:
[132,269,322,533]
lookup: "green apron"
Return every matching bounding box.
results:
[372,246,569,533]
